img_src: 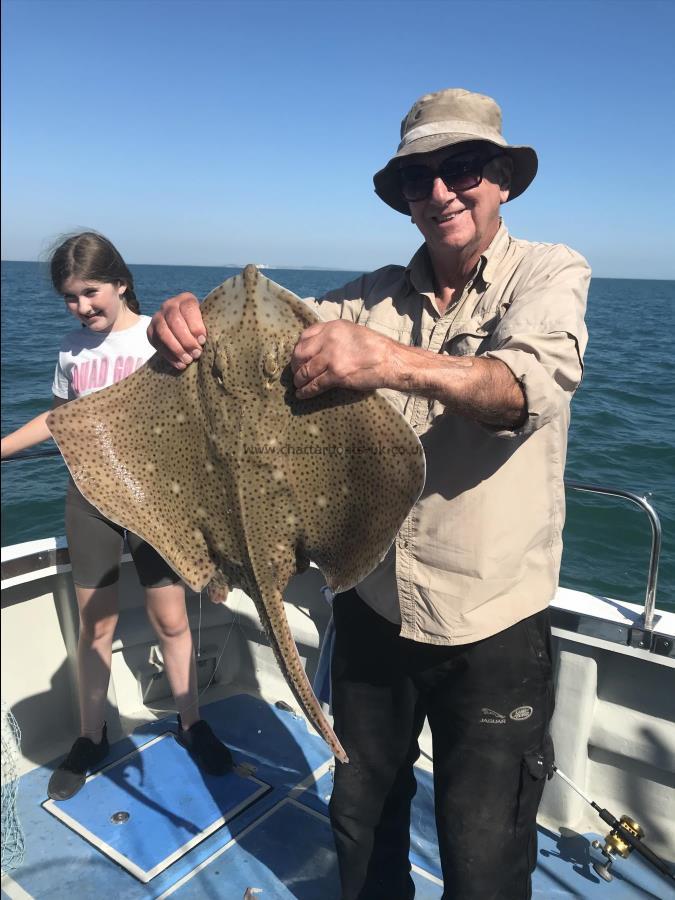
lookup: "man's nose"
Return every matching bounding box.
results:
[430,176,456,203]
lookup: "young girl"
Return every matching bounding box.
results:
[1,232,232,799]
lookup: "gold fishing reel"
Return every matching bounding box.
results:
[553,764,674,883]
[592,815,645,882]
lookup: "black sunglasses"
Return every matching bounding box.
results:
[398,152,505,202]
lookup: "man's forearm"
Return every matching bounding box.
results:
[388,343,527,428]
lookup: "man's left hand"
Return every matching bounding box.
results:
[291,320,399,398]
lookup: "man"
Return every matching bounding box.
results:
[148,88,590,900]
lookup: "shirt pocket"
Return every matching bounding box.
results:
[443,319,491,357]
[442,300,508,357]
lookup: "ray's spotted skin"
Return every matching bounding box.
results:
[47,265,426,763]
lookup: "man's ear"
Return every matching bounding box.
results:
[497,157,513,204]
[500,157,514,191]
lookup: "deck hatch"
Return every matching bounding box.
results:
[42,731,271,882]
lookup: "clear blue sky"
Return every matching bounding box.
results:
[2,0,674,277]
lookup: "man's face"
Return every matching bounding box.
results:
[404,145,510,261]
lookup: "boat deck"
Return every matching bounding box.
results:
[2,693,672,899]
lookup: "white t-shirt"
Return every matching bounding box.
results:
[52,315,155,400]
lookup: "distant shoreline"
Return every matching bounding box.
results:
[1,259,673,281]
[220,264,361,272]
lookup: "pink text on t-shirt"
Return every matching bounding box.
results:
[71,355,144,396]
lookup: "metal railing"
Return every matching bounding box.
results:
[565,481,662,632]
[2,450,663,631]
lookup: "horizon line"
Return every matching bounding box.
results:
[1,258,673,282]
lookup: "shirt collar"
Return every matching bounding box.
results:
[480,219,510,286]
[405,244,436,295]
[405,219,511,294]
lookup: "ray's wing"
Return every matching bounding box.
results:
[47,271,280,593]
[47,351,242,592]
[282,388,425,593]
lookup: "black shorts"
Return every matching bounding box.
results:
[65,478,180,589]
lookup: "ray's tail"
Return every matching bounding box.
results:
[253,590,349,764]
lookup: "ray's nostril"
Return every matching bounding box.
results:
[262,350,280,378]
[213,341,230,386]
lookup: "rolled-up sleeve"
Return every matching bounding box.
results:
[483,245,590,437]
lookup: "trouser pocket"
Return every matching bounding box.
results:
[517,732,555,828]
[517,731,555,879]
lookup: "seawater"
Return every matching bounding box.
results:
[2,261,673,612]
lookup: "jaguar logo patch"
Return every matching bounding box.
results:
[480,707,506,725]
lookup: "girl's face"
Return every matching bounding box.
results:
[61,277,128,332]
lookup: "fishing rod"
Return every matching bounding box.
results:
[552,765,675,883]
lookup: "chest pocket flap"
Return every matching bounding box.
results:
[443,313,498,357]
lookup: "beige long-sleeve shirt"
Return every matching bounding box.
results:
[305,222,590,645]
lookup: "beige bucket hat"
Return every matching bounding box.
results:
[373,88,538,214]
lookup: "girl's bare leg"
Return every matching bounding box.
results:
[145,583,199,728]
[75,582,119,742]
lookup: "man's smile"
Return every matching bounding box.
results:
[432,208,466,224]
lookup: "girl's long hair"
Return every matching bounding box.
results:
[50,231,140,313]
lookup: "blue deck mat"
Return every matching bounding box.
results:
[5,694,333,898]
[42,732,271,882]
[4,693,673,899]
[170,798,444,899]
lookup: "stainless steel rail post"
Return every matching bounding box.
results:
[565,481,662,631]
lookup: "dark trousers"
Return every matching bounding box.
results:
[329,590,555,900]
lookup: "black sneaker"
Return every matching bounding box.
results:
[175,716,233,775]
[47,723,109,801]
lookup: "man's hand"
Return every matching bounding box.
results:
[291,320,399,398]
[292,320,526,426]
[147,293,207,369]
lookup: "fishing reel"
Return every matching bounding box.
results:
[553,765,675,884]
[591,815,644,882]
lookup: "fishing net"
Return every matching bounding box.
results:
[1,701,25,872]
